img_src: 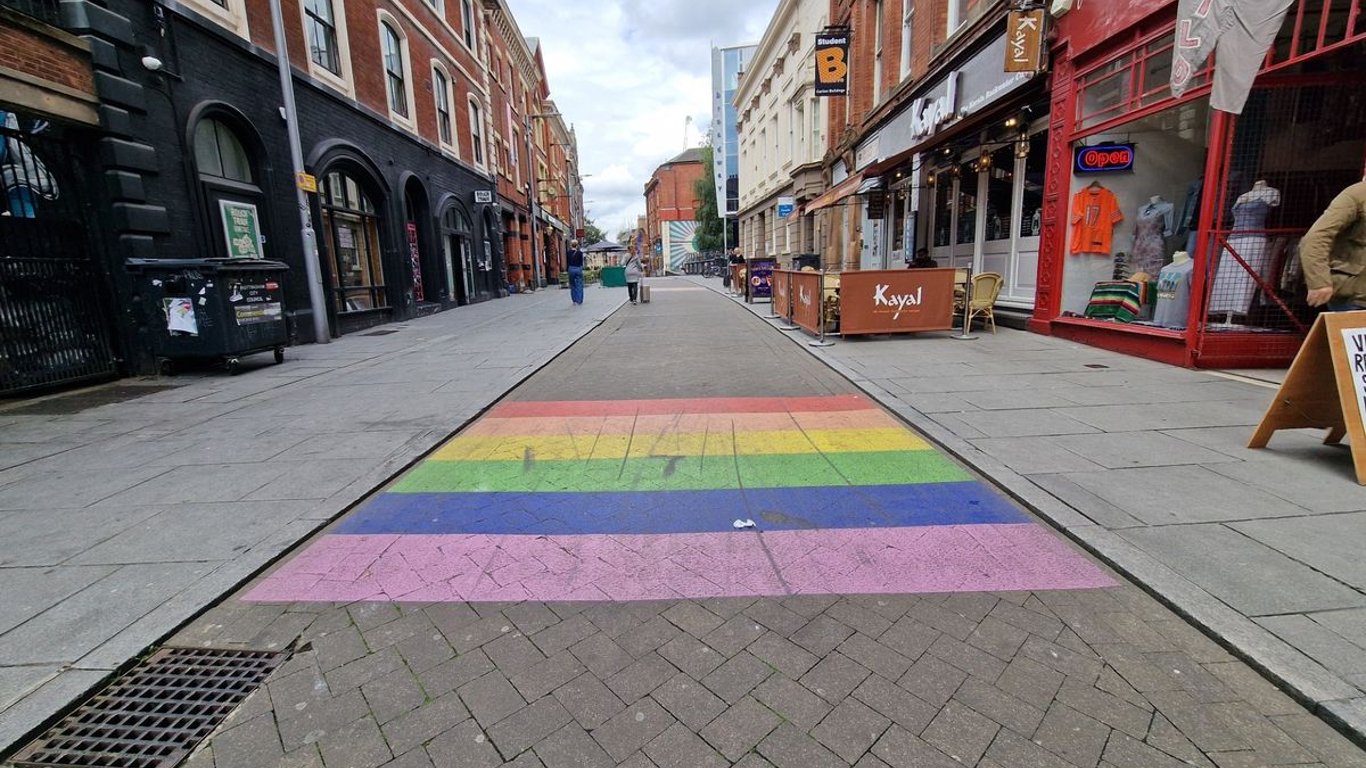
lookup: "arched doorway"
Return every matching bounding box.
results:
[402,176,439,308]
[440,203,476,304]
[318,169,388,324]
[193,115,270,260]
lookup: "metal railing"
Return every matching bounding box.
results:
[0,0,62,26]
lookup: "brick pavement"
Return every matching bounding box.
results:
[87,282,1366,768]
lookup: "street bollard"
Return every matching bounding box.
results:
[952,266,979,341]
[809,270,835,348]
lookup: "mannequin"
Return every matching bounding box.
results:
[1177,178,1203,255]
[1153,250,1195,329]
[1132,195,1174,275]
[1210,181,1281,316]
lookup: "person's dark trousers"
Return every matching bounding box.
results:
[627,282,638,303]
[569,266,584,304]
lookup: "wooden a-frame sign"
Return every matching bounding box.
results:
[1249,310,1366,484]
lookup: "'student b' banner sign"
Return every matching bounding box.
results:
[815,32,851,96]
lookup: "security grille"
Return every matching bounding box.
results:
[9,648,284,768]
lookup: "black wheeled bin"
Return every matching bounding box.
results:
[127,258,290,375]
[791,253,821,271]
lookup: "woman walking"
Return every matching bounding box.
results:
[565,239,585,305]
[623,250,643,304]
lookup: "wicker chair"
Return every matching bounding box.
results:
[965,272,1004,333]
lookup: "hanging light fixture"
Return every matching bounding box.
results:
[977,148,993,173]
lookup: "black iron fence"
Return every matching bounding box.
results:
[0,0,62,26]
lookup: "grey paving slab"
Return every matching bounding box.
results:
[968,437,1107,475]
[0,666,61,711]
[1049,432,1241,469]
[0,669,109,753]
[1232,513,1366,591]
[940,408,1102,438]
[0,465,173,510]
[1117,524,1366,616]
[1213,460,1366,514]
[1058,400,1265,432]
[90,462,297,507]
[243,459,392,501]
[0,565,118,634]
[0,505,164,567]
[1055,466,1311,525]
[1256,616,1366,681]
[66,501,315,565]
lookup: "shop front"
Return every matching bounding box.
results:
[862,30,1048,310]
[1030,0,1365,367]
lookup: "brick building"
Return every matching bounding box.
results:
[644,147,705,274]
[0,0,580,391]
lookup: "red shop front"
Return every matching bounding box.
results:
[1029,0,1365,367]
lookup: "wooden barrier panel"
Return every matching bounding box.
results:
[772,269,793,321]
[1249,310,1366,485]
[839,268,957,336]
[790,270,824,335]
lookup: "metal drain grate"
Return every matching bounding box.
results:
[11,647,284,768]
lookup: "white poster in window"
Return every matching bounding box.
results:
[165,297,199,335]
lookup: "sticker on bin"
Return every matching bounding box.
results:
[235,302,282,325]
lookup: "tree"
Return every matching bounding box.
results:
[692,145,724,253]
[582,220,607,245]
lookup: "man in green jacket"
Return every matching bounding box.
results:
[1300,179,1366,311]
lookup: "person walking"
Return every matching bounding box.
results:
[566,239,585,306]
[623,250,643,304]
[1299,179,1366,311]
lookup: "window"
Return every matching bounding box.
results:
[468,99,485,165]
[424,0,443,15]
[511,128,521,186]
[182,0,249,37]
[321,171,387,312]
[460,0,475,49]
[304,0,340,74]
[381,22,408,119]
[947,0,985,35]
[872,0,883,100]
[899,5,913,81]
[194,119,253,182]
[433,66,453,146]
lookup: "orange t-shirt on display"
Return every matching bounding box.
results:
[1070,185,1124,255]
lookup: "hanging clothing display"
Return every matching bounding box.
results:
[1209,187,1280,314]
[1132,199,1174,275]
[1169,0,1295,114]
[1069,185,1124,255]
[1152,258,1195,329]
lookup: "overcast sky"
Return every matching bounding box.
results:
[508,0,779,241]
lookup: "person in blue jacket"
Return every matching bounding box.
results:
[565,239,585,305]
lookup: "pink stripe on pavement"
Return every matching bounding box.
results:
[243,525,1114,604]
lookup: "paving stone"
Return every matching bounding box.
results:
[381,694,472,756]
[362,668,427,725]
[380,748,435,768]
[327,648,406,694]
[530,615,597,657]
[988,600,1066,641]
[810,697,891,764]
[317,716,393,768]
[870,725,960,768]
[734,755,777,768]
[1208,701,1317,765]
[650,672,726,731]
[442,615,513,655]
[1203,662,1303,718]
[618,616,683,659]
[756,722,845,768]
[643,722,728,768]
[754,674,833,730]
[591,697,675,762]
[801,651,872,704]
[702,615,767,657]
[419,651,495,697]
[281,746,327,768]
[349,605,404,633]
[700,696,783,761]
[509,652,586,701]
[745,601,810,636]
[1094,665,1153,711]
[502,753,544,768]
[486,695,572,760]
[790,615,855,657]
[533,724,613,768]
[425,718,501,768]
[657,634,724,680]
[1032,702,1111,767]
[569,633,633,678]
[921,702,999,765]
[926,633,1009,682]
[850,674,937,735]
[781,595,840,619]
[552,673,626,730]
[313,626,371,672]
[364,613,437,654]
[953,676,1046,735]
[996,656,1066,710]
[212,713,284,768]
[616,752,660,768]
[606,652,678,703]
[826,600,895,637]
[981,728,1076,768]
[457,672,526,728]
[897,654,967,709]
[838,633,913,681]
[484,634,546,672]
[1021,635,1104,683]
[852,755,892,768]
[747,632,820,679]
[967,616,1031,661]
[424,605,482,640]
[1056,677,1153,740]
[1145,714,1216,768]
[877,618,940,662]
[395,631,456,674]
[662,602,724,638]
[584,604,647,638]
[904,600,980,642]
[503,603,563,637]
[1268,713,1366,768]
[1145,691,1249,753]
[277,690,371,752]
[702,650,772,704]
[1101,733,1198,768]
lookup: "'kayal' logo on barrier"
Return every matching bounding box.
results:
[873,284,923,321]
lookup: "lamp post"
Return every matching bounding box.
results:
[525,111,564,291]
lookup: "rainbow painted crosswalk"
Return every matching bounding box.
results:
[245,395,1113,603]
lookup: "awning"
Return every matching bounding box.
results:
[800,171,867,214]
